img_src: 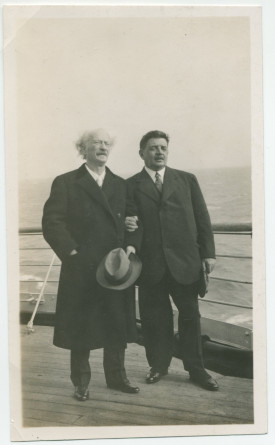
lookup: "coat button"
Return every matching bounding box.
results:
[117,213,121,218]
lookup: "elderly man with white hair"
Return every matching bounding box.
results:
[42,129,140,401]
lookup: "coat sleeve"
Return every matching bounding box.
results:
[42,175,78,261]
[190,174,216,259]
[124,179,143,253]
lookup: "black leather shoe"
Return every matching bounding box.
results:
[189,374,219,391]
[74,386,90,401]
[107,382,140,394]
[146,368,168,384]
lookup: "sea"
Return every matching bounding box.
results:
[19,166,252,329]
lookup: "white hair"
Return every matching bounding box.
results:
[75,129,115,159]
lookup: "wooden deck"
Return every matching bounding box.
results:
[21,325,253,427]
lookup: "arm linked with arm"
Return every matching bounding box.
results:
[124,180,143,253]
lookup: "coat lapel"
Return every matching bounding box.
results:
[102,167,116,202]
[136,168,161,203]
[75,164,117,224]
[161,167,179,203]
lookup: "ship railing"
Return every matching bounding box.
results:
[19,223,252,332]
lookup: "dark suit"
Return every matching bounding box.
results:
[42,163,137,389]
[126,167,215,375]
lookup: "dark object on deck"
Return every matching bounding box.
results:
[136,325,252,379]
[199,335,253,379]
[20,311,55,328]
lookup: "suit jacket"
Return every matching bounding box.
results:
[42,163,136,350]
[126,167,215,286]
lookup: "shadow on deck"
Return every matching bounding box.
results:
[21,326,253,427]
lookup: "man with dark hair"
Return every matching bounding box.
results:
[139,130,170,151]
[126,130,218,391]
[42,128,140,401]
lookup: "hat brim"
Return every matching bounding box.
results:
[96,252,142,290]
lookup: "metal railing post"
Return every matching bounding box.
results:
[26,253,56,333]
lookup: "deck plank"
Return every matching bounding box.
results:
[20,326,253,427]
[22,390,248,425]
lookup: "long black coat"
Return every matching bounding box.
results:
[42,164,137,350]
[126,167,215,286]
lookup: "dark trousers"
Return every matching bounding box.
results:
[139,270,208,377]
[70,287,137,390]
[70,348,128,389]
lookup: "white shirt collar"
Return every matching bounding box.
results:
[144,166,166,182]
[85,164,106,186]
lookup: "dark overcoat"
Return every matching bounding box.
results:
[126,167,215,286]
[42,163,137,350]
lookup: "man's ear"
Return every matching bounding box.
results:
[139,149,144,160]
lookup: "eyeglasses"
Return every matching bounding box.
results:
[92,140,111,147]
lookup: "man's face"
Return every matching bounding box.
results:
[84,130,112,167]
[140,138,168,171]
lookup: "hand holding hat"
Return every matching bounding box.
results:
[96,247,142,290]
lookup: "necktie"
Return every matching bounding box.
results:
[155,172,162,193]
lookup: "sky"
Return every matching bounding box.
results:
[14,13,251,180]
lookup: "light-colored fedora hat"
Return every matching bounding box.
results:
[96,247,142,290]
